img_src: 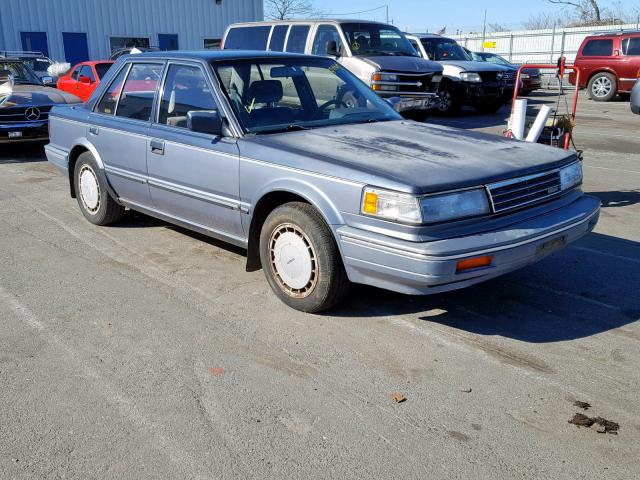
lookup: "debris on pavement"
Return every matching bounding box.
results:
[573,400,591,410]
[209,367,225,376]
[460,388,472,393]
[568,413,619,434]
[391,393,407,403]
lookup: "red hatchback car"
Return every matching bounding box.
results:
[56,61,114,102]
[570,32,640,101]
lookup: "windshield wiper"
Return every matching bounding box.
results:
[255,123,311,134]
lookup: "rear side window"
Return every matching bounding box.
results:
[225,26,271,50]
[269,25,288,51]
[582,39,613,56]
[95,65,129,115]
[286,25,310,53]
[623,37,640,56]
[115,63,163,121]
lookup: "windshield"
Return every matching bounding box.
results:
[479,53,511,66]
[213,57,401,134]
[20,57,53,72]
[430,40,471,61]
[340,23,419,57]
[0,61,42,85]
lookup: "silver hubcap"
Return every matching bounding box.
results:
[79,165,100,214]
[592,77,612,98]
[269,223,317,297]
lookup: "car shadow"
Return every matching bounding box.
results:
[590,190,640,208]
[0,143,47,164]
[329,231,639,343]
[428,107,511,130]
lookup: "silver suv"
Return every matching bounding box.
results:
[45,51,599,312]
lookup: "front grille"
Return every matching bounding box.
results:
[502,71,516,86]
[479,72,498,83]
[397,73,436,93]
[488,170,562,214]
[0,105,51,123]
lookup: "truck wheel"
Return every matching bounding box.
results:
[588,72,617,102]
[259,202,350,313]
[435,83,461,116]
[74,152,124,225]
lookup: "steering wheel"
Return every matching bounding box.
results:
[314,99,348,119]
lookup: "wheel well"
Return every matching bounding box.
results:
[245,191,310,272]
[67,145,89,198]
[587,69,617,85]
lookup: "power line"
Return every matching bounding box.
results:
[317,4,389,23]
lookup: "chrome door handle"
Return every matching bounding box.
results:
[88,126,99,135]
[150,139,165,155]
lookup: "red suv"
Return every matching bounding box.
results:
[570,32,640,101]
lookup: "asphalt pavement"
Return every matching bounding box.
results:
[1,92,639,479]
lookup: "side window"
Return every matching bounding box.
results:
[71,65,82,80]
[286,25,310,53]
[624,38,640,56]
[95,65,129,115]
[582,39,613,56]
[115,63,163,121]
[79,65,95,82]
[158,64,217,128]
[311,25,343,55]
[269,25,288,52]
[224,26,271,50]
[420,39,435,60]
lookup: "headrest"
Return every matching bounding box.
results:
[247,80,283,104]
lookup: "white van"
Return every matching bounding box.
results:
[222,20,443,116]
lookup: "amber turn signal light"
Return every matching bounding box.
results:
[456,255,493,272]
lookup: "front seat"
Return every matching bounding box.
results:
[242,79,295,128]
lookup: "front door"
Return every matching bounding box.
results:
[62,32,89,65]
[20,32,49,56]
[90,61,164,207]
[147,62,243,239]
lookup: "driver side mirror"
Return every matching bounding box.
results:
[187,110,224,136]
[79,76,92,84]
[326,40,341,57]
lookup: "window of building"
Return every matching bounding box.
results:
[157,64,217,128]
[94,63,113,80]
[109,37,151,53]
[115,63,163,121]
[285,25,310,53]
[224,26,271,49]
[204,38,222,50]
[582,39,613,57]
[311,25,343,55]
[269,25,289,52]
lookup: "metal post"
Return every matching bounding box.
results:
[550,22,556,64]
[560,30,566,61]
[509,34,514,62]
[386,5,389,24]
[481,9,487,52]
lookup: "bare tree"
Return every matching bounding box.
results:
[488,22,509,32]
[546,0,602,23]
[265,0,316,20]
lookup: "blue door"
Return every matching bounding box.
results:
[158,34,179,51]
[20,32,49,56]
[62,33,89,65]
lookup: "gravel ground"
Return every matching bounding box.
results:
[1,92,639,479]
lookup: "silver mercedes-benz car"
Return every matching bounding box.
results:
[45,51,600,312]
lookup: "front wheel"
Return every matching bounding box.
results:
[435,83,461,116]
[259,202,350,313]
[588,72,617,102]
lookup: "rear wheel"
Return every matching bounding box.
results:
[588,72,617,102]
[259,202,350,313]
[74,152,124,225]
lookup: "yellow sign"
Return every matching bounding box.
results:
[483,41,497,49]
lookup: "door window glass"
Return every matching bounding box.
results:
[115,63,162,121]
[95,65,129,115]
[582,39,613,56]
[286,25,310,53]
[311,25,343,55]
[269,25,288,52]
[71,65,82,80]
[158,64,217,128]
[79,65,95,82]
[624,38,640,55]
[224,26,271,50]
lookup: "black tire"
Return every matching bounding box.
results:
[74,152,124,225]
[435,82,461,116]
[588,72,617,102]
[476,101,503,114]
[259,202,350,313]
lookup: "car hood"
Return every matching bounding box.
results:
[246,120,577,194]
[438,60,508,72]
[360,55,442,73]
[0,83,81,107]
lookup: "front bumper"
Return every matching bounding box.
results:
[460,81,509,104]
[336,194,600,295]
[0,120,48,143]
[385,94,440,112]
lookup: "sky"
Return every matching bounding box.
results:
[310,0,640,33]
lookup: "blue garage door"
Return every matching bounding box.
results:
[20,32,49,56]
[158,34,179,51]
[62,32,89,65]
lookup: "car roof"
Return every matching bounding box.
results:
[126,50,320,61]
[414,34,456,41]
[229,19,391,26]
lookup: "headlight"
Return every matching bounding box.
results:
[420,189,491,223]
[559,162,582,190]
[460,72,482,82]
[520,73,530,79]
[372,73,398,82]
[361,188,422,224]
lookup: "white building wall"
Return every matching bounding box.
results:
[0,0,263,60]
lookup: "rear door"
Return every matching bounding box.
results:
[620,36,640,91]
[146,61,243,239]
[90,61,164,207]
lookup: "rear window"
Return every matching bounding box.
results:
[225,26,271,50]
[94,63,112,80]
[582,39,613,56]
[623,37,640,56]
[286,25,310,53]
[269,25,288,51]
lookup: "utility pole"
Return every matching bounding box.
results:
[481,9,487,52]
[386,5,389,24]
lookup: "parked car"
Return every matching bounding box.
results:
[56,61,114,102]
[0,50,57,84]
[222,20,443,118]
[569,31,640,102]
[0,58,81,143]
[470,52,542,95]
[406,34,514,115]
[631,79,640,113]
[45,51,599,312]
